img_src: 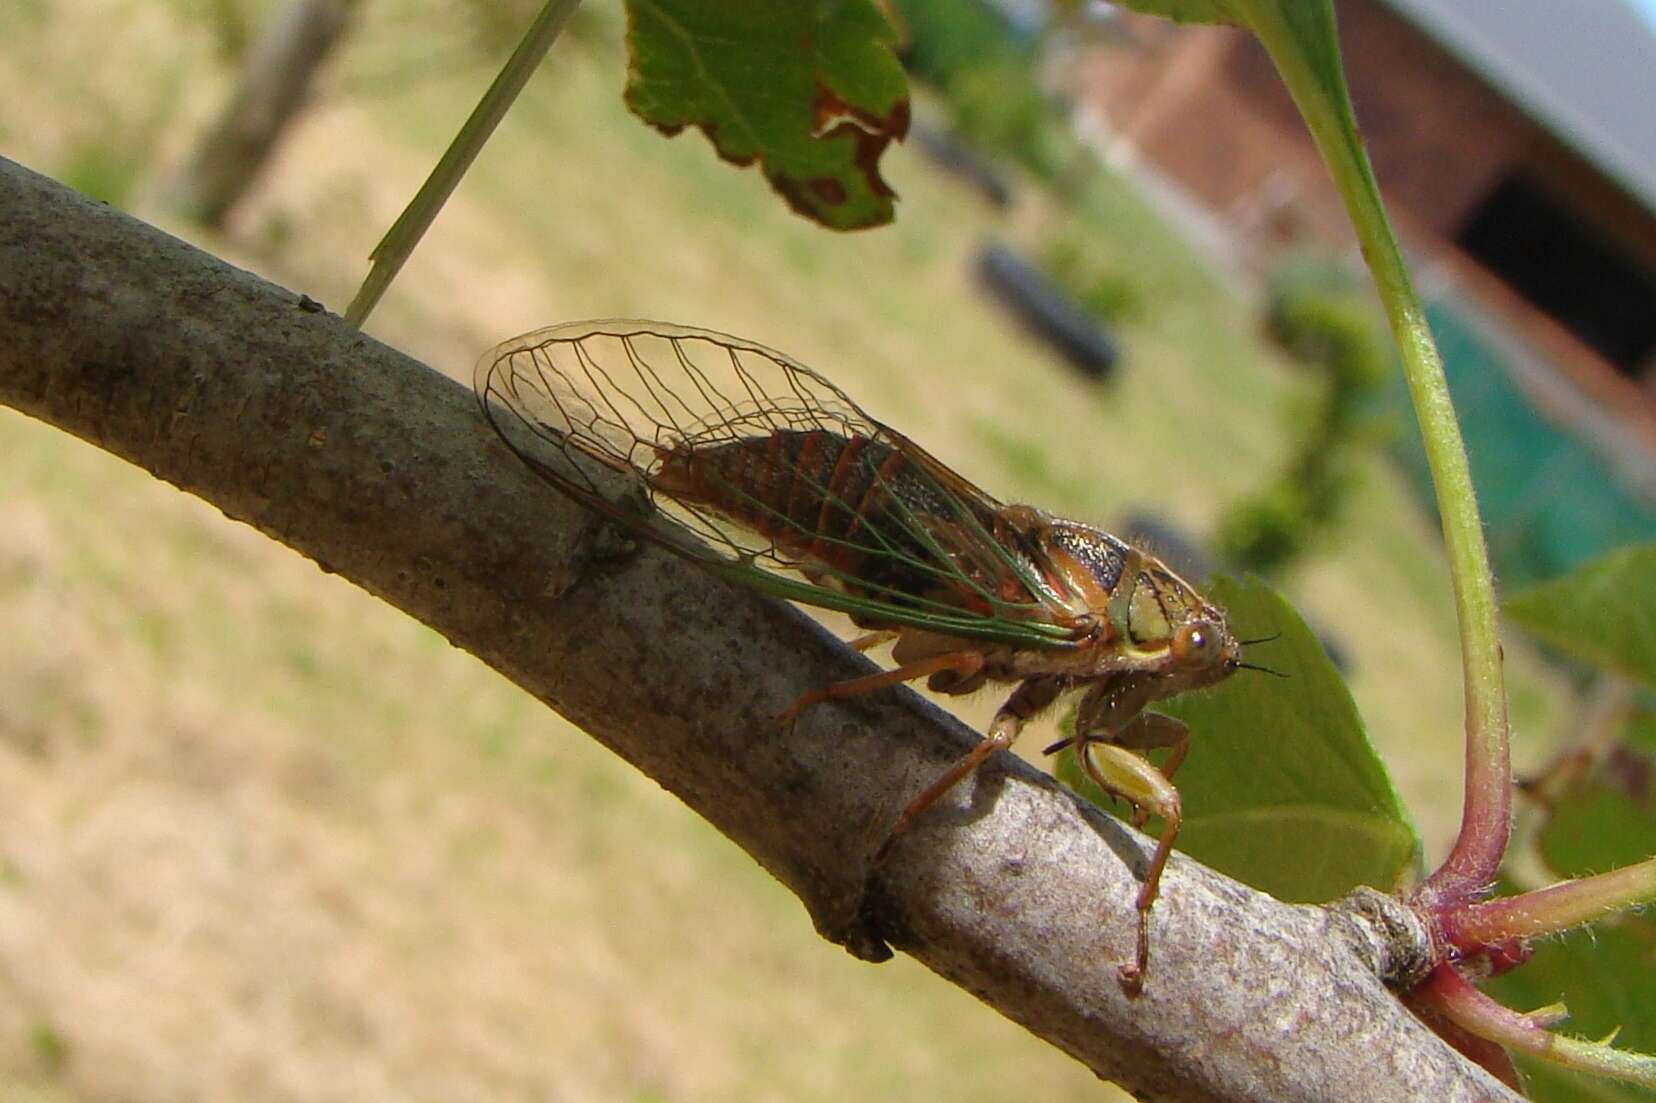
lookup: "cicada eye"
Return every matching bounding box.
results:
[1171,620,1222,668]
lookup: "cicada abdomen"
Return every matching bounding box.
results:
[652,428,1032,617]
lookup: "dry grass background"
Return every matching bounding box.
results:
[0,1,1567,1099]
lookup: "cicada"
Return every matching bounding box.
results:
[476,320,1244,993]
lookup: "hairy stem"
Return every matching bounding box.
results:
[1419,966,1656,1090]
[1447,857,1656,946]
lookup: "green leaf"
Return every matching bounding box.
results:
[1505,544,1656,690]
[623,0,909,230]
[1541,782,1656,879]
[1057,576,1420,903]
[1533,697,1656,931]
[1537,704,1656,878]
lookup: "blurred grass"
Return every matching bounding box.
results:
[0,1,1571,1099]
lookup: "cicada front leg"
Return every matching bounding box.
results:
[1115,713,1190,829]
[1073,689,1191,996]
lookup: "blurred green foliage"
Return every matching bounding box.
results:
[1040,234,1145,323]
[889,0,1025,84]
[197,0,256,60]
[1215,258,1394,573]
[61,67,185,210]
[59,144,146,208]
[944,59,1056,175]
[889,0,1070,178]
[27,1021,68,1077]
[0,0,51,33]
[1265,262,1391,395]
[451,0,544,50]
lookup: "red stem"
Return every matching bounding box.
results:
[1446,858,1656,948]
[1406,969,1522,1090]
[1414,964,1556,1057]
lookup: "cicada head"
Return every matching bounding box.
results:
[1121,558,1242,700]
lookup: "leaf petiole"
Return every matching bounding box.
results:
[1446,857,1656,947]
[1418,966,1656,1090]
[344,0,583,326]
[1234,0,1510,906]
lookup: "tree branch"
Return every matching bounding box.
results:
[160,0,358,227]
[0,155,1519,1103]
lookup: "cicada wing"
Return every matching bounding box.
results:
[477,320,866,554]
[476,320,1082,646]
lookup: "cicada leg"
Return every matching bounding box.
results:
[1075,711,1190,997]
[846,629,902,653]
[874,677,1065,864]
[772,650,985,729]
[1113,713,1189,828]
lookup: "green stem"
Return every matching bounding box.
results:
[1548,1034,1656,1090]
[1241,2,1508,903]
[344,0,583,327]
[1420,966,1656,1090]
[1447,857,1656,946]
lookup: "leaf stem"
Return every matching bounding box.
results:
[343,0,583,326]
[1446,857,1656,947]
[1239,2,1509,904]
[1418,965,1656,1090]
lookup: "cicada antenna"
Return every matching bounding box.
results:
[1234,661,1289,678]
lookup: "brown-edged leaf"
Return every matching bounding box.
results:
[624,0,909,230]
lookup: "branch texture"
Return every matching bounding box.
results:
[0,156,1519,1103]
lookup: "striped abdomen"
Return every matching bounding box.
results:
[652,429,962,581]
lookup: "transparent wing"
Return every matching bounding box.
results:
[475,320,1085,646]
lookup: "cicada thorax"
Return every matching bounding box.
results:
[1016,519,1130,622]
[650,428,1026,615]
[1010,517,1235,681]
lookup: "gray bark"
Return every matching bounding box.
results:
[0,155,1521,1103]
[162,0,356,226]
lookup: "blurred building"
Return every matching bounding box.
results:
[1077,0,1656,581]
